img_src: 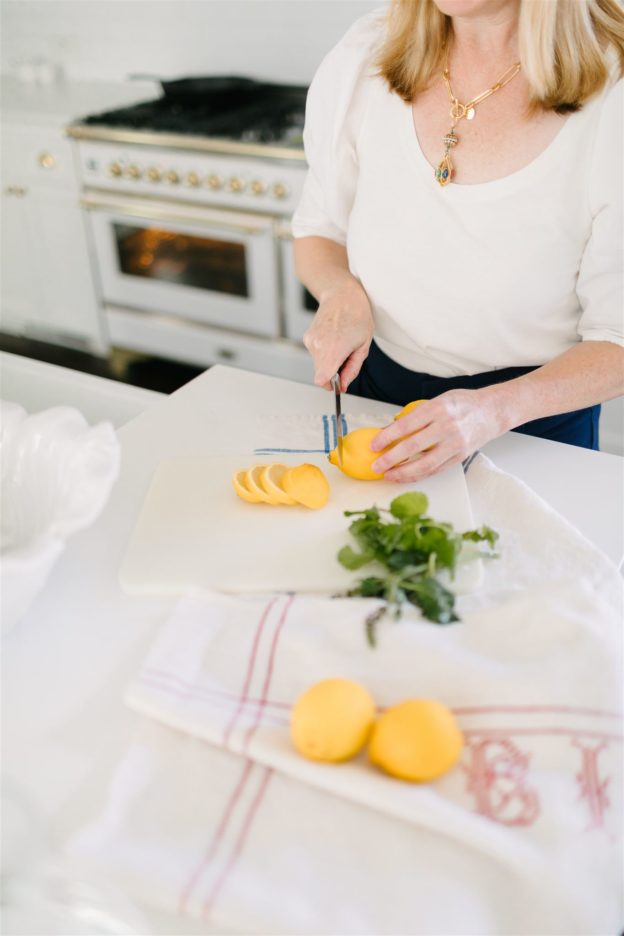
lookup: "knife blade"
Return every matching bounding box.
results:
[331,372,344,466]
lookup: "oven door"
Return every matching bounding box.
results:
[277,224,318,342]
[81,189,279,337]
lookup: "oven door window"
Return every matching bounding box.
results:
[113,223,249,298]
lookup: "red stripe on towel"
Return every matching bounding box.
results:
[141,670,621,722]
[143,668,292,710]
[242,594,295,753]
[178,758,254,915]
[137,672,290,728]
[222,596,279,747]
[463,727,622,743]
[452,704,621,720]
[202,767,274,920]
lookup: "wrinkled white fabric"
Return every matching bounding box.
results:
[70,455,623,935]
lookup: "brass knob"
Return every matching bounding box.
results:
[185,171,200,187]
[228,176,246,194]
[147,167,162,183]
[109,162,123,177]
[272,182,289,200]
[165,170,180,185]
[38,151,56,169]
[250,179,267,196]
[126,164,142,179]
[206,173,223,190]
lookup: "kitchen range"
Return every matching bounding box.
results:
[66,77,316,382]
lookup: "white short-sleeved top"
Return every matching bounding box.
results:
[291,9,624,378]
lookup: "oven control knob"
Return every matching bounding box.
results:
[272,182,289,200]
[126,164,142,179]
[165,170,180,185]
[147,167,162,183]
[109,162,123,177]
[185,171,200,187]
[250,179,267,196]
[206,173,223,190]
[38,151,57,169]
[228,176,246,194]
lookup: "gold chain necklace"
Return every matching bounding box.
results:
[435,52,521,187]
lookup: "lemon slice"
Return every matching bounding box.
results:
[245,464,276,504]
[282,463,330,509]
[260,463,297,505]
[232,469,263,503]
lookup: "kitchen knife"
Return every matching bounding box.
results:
[330,372,344,466]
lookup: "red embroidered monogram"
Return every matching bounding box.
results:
[463,737,541,826]
[572,740,612,833]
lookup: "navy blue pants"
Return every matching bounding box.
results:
[348,341,600,450]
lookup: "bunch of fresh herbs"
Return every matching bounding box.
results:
[337,491,498,646]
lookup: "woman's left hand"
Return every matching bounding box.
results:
[370,388,504,482]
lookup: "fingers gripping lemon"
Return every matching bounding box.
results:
[291,678,376,762]
[328,427,397,481]
[327,403,428,481]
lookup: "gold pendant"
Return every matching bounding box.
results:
[435,154,453,186]
[435,127,457,187]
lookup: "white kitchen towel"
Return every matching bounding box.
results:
[252,409,395,455]
[70,456,624,935]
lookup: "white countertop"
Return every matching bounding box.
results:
[0,74,160,127]
[3,365,623,933]
[0,351,165,429]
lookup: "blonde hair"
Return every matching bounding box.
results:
[377,0,624,113]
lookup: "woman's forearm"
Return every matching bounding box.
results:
[482,341,624,434]
[293,235,375,388]
[293,236,363,303]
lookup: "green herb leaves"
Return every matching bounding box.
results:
[338,492,498,647]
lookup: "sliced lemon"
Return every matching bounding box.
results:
[282,463,330,509]
[328,427,397,481]
[260,463,297,505]
[245,464,277,504]
[232,469,262,503]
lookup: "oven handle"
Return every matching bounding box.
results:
[79,191,273,235]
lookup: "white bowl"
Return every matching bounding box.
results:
[1,402,120,634]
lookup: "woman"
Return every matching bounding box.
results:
[292,0,624,482]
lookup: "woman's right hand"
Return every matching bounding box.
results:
[302,276,374,391]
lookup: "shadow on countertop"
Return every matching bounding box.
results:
[0,332,206,395]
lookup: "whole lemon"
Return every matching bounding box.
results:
[291,678,376,762]
[328,427,395,481]
[369,699,463,782]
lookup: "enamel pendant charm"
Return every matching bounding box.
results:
[435,154,453,186]
[435,128,458,187]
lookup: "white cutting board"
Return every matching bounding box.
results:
[119,454,482,595]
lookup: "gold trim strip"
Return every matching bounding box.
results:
[65,123,306,163]
[79,193,273,234]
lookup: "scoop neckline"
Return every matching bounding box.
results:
[400,94,580,200]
